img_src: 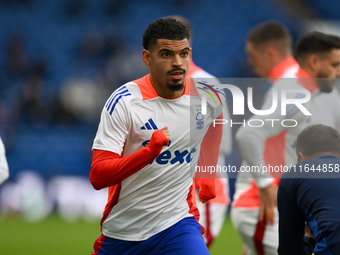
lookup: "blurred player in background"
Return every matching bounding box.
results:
[278,124,340,255]
[295,31,340,129]
[231,21,301,255]
[171,15,232,248]
[231,21,340,255]
[89,17,225,255]
[0,136,9,185]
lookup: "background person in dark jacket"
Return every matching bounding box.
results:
[278,124,340,255]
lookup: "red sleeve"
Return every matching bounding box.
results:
[89,129,169,190]
[195,112,223,201]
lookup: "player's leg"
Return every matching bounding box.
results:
[199,202,228,247]
[153,216,209,255]
[231,207,278,255]
[196,192,228,247]
[231,207,259,255]
[262,209,279,255]
[251,209,278,255]
[208,203,228,245]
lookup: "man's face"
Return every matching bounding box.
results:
[315,48,340,92]
[144,38,191,94]
[246,41,272,78]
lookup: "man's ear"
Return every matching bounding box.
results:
[142,49,151,67]
[306,54,319,74]
[298,152,308,163]
[266,45,281,65]
[266,46,277,59]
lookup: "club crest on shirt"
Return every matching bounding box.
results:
[196,110,204,130]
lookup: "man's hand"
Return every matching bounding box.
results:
[197,179,216,203]
[305,222,314,238]
[198,188,207,203]
[259,184,278,225]
[148,127,170,157]
[161,126,170,141]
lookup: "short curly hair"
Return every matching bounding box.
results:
[142,18,190,50]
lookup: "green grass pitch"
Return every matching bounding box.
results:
[0,215,242,254]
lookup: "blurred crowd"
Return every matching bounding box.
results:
[0,0,148,139]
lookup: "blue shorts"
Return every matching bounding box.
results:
[92,217,209,255]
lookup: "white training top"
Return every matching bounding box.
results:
[92,74,223,241]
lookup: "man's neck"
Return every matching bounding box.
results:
[300,65,314,78]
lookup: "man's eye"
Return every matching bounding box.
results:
[162,52,170,57]
[181,52,189,57]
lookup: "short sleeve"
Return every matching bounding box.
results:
[92,87,131,155]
